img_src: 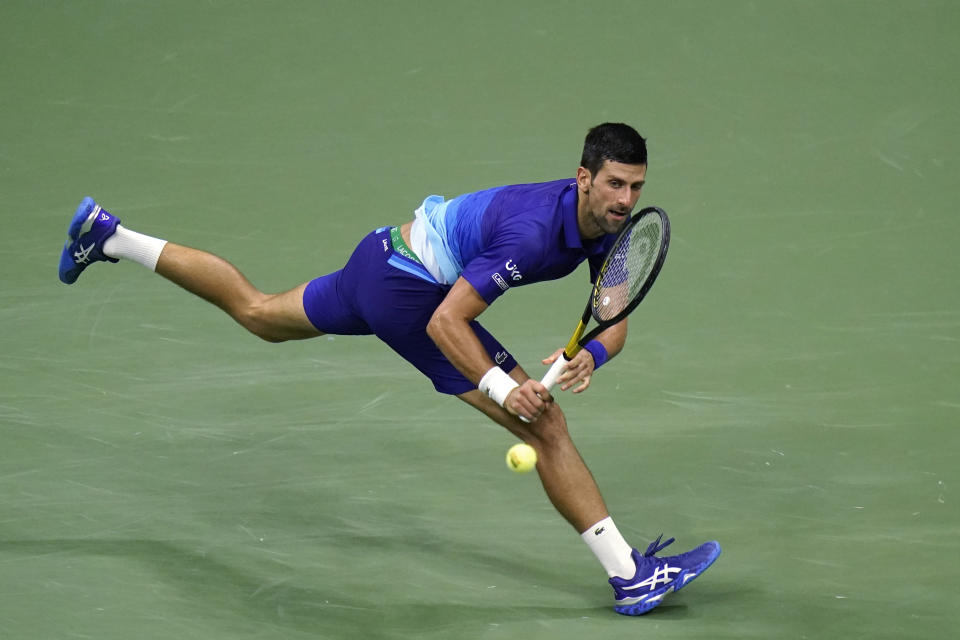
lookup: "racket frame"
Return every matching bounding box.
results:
[540,206,670,390]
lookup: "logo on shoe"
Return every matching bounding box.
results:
[100,212,110,222]
[73,242,95,264]
[622,564,681,592]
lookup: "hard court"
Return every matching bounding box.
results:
[1,1,957,638]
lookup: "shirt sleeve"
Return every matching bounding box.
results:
[461,234,542,305]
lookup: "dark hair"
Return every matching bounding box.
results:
[579,123,647,176]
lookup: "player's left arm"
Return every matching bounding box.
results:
[542,316,628,393]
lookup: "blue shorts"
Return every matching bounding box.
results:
[301,227,518,395]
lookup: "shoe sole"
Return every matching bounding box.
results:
[613,541,722,616]
[68,197,98,239]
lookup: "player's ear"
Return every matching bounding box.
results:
[576,166,593,193]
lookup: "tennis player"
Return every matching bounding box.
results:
[58,123,720,615]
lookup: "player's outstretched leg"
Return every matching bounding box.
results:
[608,535,721,615]
[57,196,322,343]
[58,197,120,284]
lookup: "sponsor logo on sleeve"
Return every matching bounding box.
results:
[492,272,509,291]
[505,259,523,281]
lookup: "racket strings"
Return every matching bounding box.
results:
[593,216,663,322]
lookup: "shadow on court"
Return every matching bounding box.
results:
[0,538,627,635]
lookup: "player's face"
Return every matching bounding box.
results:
[576,160,647,238]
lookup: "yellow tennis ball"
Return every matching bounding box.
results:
[506,443,537,473]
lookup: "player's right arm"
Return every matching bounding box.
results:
[427,276,551,420]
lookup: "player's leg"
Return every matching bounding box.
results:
[58,196,322,342]
[458,386,641,580]
[458,385,609,533]
[155,245,321,342]
[459,378,721,616]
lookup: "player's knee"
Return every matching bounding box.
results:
[239,297,287,343]
[523,404,570,448]
[253,330,287,343]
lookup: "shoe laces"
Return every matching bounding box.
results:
[642,534,676,558]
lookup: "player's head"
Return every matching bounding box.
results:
[579,123,647,177]
[576,123,647,238]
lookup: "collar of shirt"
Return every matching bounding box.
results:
[560,181,608,257]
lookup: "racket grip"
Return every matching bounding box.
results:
[539,354,570,391]
[517,355,570,424]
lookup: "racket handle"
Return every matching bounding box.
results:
[539,354,570,391]
[517,355,570,424]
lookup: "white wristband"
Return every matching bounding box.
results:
[478,366,519,408]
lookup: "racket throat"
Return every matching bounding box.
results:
[563,319,588,359]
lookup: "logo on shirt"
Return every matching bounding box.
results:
[505,259,522,281]
[495,350,509,364]
[492,272,509,291]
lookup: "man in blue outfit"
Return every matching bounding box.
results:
[58,123,720,615]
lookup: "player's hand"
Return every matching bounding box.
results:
[505,379,553,422]
[541,348,595,393]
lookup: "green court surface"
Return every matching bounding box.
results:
[2,1,958,638]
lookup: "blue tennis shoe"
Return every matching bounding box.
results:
[609,535,721,615]
[58,197,120,284]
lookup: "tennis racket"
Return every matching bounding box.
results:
[539,205,671,391]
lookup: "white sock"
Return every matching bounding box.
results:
[102,224,168,271]
[580,516,636,578]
